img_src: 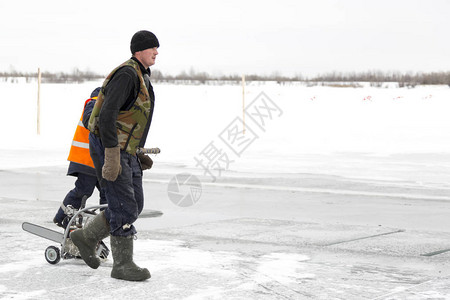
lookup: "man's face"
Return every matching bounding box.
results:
[135,47,158,68]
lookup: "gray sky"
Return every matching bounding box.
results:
[1,0,450,77]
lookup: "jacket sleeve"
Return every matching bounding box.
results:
[82,100,96,128]
[98,67,137,148]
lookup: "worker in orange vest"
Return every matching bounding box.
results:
[53,87,106,228]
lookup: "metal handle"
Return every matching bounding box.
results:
[136,147,161,155]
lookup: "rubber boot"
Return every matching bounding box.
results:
[110,235,151,281]
[70,211,110,269]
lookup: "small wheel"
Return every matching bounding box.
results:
[45,246,61,264]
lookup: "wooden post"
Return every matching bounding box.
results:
[37,68,41,135]
[242,74,245,134]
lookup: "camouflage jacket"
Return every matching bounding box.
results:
[88,59,153,155]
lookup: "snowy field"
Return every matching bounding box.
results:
[2,80,450,299]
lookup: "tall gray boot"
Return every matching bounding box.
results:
[70,211,110,269]
[110,235,151,281]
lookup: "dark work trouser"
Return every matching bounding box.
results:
[89,133,144,237]
[54,173,106,223]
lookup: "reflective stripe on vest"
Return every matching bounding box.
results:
[72,140,89,149]
[67,98,95,168]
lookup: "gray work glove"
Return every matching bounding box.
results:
[138,153,153,170]
[102,146,122,181]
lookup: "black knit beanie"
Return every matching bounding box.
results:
[130,30,159,54]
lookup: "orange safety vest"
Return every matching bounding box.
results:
[67,97,96,168]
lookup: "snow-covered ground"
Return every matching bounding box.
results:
[1,81,450,299]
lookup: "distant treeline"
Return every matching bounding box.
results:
[0,69,103,83]
[152,69,450,87]
[310,71,450,87]
[1,68,450,86]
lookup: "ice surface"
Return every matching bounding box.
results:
[1,81,450,298]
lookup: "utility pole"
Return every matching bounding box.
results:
[242,74,245,134]
[37,68,41,135]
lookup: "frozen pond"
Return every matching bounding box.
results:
[1,81,450,298]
